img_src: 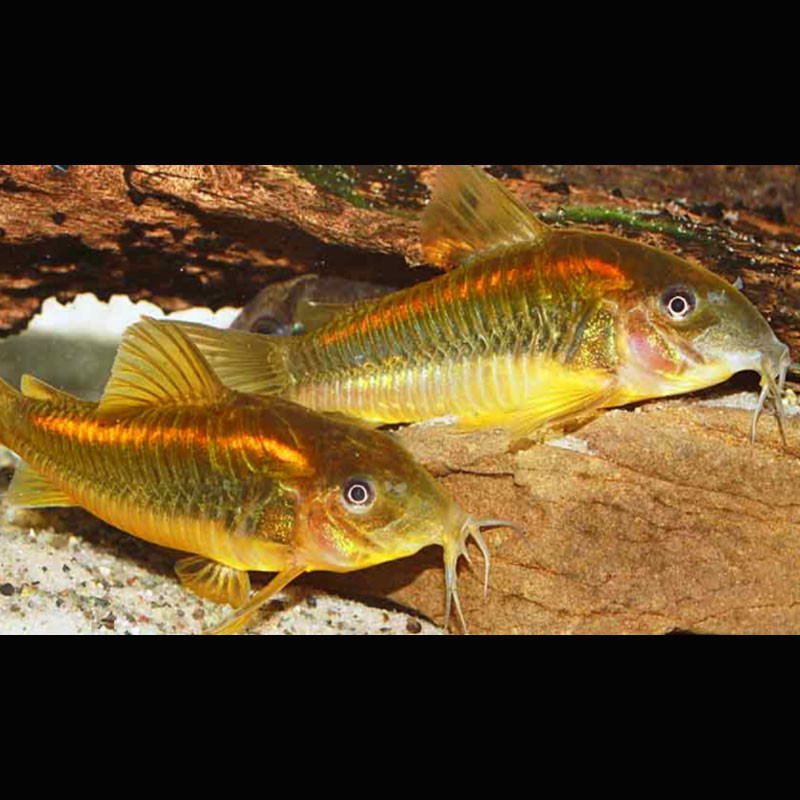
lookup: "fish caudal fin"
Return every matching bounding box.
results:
[3,377,88,508]
[160,321,293,397]
[7,462,77,509]
[203,566,307,635]
[97,317,231,416]
[0,373,88,452]
[175,556,251,608]
[421,165,550,268]
[0,373,24,445]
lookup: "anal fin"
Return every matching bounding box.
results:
[175,556,251,608]
[7,463,78,508]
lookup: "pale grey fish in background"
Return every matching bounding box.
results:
[231,275,396,335]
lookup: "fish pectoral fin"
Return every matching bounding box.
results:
[7,463,77,508]
[164,321,293,397]
[421,165,550,268]
[457,373,620,439]
[97,317,232,418]
[175,556,251,608]
[508,378,620,439]
[203,565,307,636]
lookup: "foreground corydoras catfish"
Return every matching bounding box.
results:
[169,165,791,441]
[0,319,507,634]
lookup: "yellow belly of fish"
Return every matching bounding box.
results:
[292,354,616,437]
[57,480,290,574]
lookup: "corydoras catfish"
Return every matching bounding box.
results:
[169,165,791,441]
[0,318,509,633]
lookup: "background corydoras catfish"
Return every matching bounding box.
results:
[153,166,791,441]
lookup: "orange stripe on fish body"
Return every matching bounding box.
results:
[29,409,308,470]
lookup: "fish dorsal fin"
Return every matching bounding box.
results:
[21,375,89,407]
[98,317,230,416]
[421,165,550,268]
[165,320,293,397]
[7,462,77,508]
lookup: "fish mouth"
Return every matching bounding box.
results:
[752,342,791,445]
[443,517,521,634]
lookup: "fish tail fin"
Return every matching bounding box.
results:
[0,375,21,444]
[158,321,295,396]
[0,373,88,462]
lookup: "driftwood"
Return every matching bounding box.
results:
[1,164,799,635]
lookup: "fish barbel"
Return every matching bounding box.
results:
[0,318,510,634]
[170,165,791,441]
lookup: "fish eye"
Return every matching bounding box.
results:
[341,478,376,511]
[661,287,697,321]
[251,316,284,335]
